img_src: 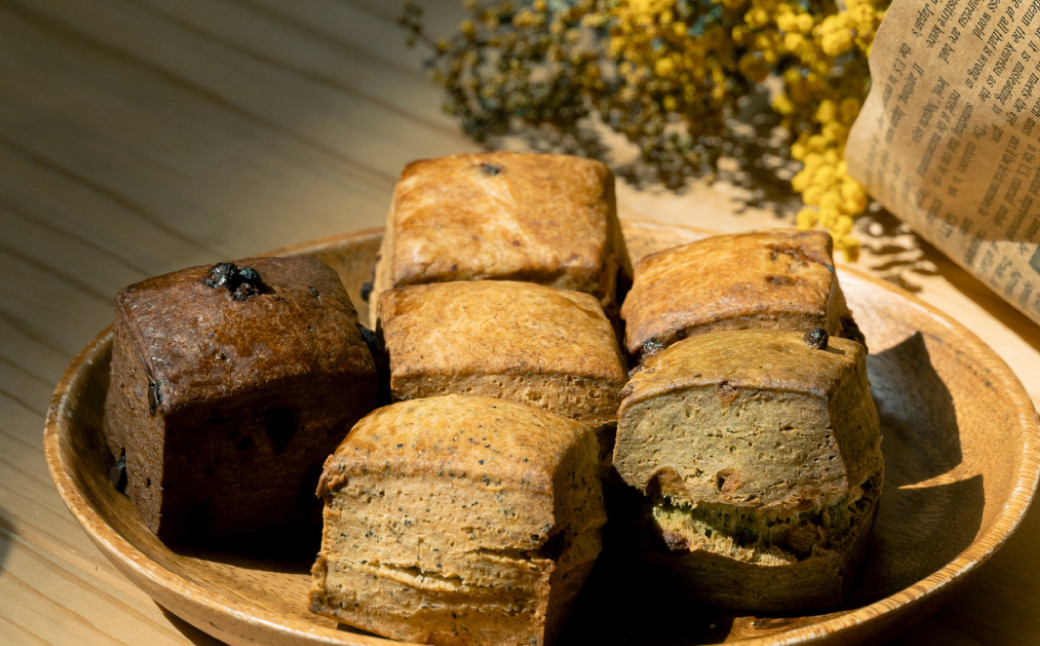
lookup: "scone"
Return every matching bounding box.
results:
[310,394,606,646]
[612,328,882,611]
[102,257,378,545]
[379,279,626,426]
[621,229,864,361]
[368,151,632,329]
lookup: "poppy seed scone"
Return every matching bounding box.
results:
[612,328,882,611]
[379,280,627,430]
[102,257,378,545]
[368,151,632,329]
[621,229,864,361]
[309,394,606,646]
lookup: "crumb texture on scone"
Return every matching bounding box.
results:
[102,256,378,543]
[369,151,631,328]
[379,280,627,425]
[310,394,606,646]
[621,229,860,356]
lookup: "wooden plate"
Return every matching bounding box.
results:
[44,221,1040,645]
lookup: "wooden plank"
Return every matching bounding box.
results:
[0,0,474,259]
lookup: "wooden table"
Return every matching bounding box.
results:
[2,1,1038,644]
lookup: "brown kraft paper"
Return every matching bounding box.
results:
[846,0,1040,325]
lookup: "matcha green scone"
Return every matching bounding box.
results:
[613,328,883,611]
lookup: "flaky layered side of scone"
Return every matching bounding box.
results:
[310,395,606,646]
[102,257,378,545]
[369,151,632,329]
[612,329,882,611]
[621,229,864,360]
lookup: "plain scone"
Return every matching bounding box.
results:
[621,229,864,360]
[378,279,627,431]
[102,257,378,544]
[310,394,606,646]
[613,328,883,611]
[368,151,631,329]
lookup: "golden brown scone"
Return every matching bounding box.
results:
[310,394,606,646]
[379,280,627,429]
[102,257,378,545]
[620,229,863,360]
[613,328,882,611]
[369,151,631,329]
[380,280,628,472]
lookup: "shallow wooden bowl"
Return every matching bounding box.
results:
[44,221,1040,645]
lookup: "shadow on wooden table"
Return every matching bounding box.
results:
[853,332,984,602]
[0,508,14,570]
[862,210,1040,359]
[161,606,224,646]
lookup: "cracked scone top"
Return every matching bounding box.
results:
[620,229,863,359]
[310,394,606,646]
[368,151,631,329]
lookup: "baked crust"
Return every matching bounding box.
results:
[620,229,862,358]
[379,280,627,427]
[102,256,378,544]
[310,394,606,645]
[369,151,631,328]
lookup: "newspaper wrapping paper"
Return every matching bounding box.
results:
[846,0,1040,325]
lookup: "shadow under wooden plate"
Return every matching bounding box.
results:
[43,221,1040,646]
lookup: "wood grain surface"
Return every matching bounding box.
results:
[3,1,1040,645]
